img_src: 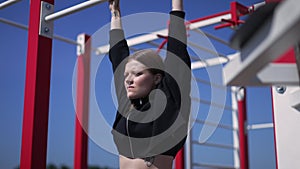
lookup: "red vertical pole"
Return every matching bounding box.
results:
[230,2,239,27]
[270,89,279,169]
[20,0,54,169]
[74,34,91,169]
[175,147,185,169]
[237,87,249,169]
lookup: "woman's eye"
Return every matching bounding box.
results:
[135,72,143,76]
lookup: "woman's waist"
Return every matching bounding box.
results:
[119,154,173,169]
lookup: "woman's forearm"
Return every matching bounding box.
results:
[109,0,122,30]
[110,10,122,30]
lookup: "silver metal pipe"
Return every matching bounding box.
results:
[0,0,20,10]
[192,140,237,150]
[0,17,79,45]
[45,0,107,22]
[192,29,229,46]
[0,17,27,30]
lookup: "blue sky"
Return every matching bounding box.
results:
[0,0,276,168]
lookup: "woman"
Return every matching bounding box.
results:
[108,0,191,168]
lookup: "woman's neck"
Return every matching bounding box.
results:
[131,96,150,110]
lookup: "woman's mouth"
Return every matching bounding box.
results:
[127,86,134,90]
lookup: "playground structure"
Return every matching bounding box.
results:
[1,0,299,169]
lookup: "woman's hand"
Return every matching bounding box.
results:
[109,0,120,13]
[172,0,183,11]
[109,0,122,30]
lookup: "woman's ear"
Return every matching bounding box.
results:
[154,74,162,85]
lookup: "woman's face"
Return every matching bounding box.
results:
[124,60,160,99]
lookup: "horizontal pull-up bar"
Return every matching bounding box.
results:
[0,17,80,45]
[45,0,107,22]
[0,0,20,9]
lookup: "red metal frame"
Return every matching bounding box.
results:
[189,11,231,25]
[156,38,168,53]
[74,34,91,169]
[189,2,252,30]
[175,147,185,169]
[20,0,54,168]
[215,2,250,29]
[237,88,249,169]
[273,47,296,63]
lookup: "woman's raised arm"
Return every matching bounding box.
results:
[109,0,122,30]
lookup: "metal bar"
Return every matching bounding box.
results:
[224,0,300,86]
[95,13,231,55]
[271,86,279,169]
[192,97,236,112]
[236,87,249,169]
[157,38,167,53]
[74,34,91,169]
[190,55,203,62]
[188,41,228,58]
[189,10,230,23]
[231,86,240,169]
[188,13,232,30]
[129,46,140,52]
[295,43,300,85]
[290,87,300,113]
[194,118,237,131]
[249,1,266,11]
[94,1,264,57]
[0,17,80,45]
[191,52,238,69]
[193,162,236,169]
[54,34,80,45]
[192,29,229,46]
[185,125,193,169]
[0,17,27,30]
[273,46,296,63]
[45,0,107,22]
[247,123,274,130]
[271,85,300,169]
[175,147,185,169]
[0,0,20,9]
[192,140,237,150]
[257,63,299,85]
[195,77,227,89]
[146,41,164,49]
[20,0,54,168]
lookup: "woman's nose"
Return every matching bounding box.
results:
[125,75,133,85]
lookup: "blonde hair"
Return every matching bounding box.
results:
[128,49,165,76]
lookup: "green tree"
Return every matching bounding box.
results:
[61,164,70,169]
[47,163,58,169]
[88,166,101,169]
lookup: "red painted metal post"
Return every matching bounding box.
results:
[20,0,54,169]
[175,147,185,169]
[74,34,91,169]
[156,38,167,53]
[237,87,249,169]
[273,47,296,63]
[214,2,250,30]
